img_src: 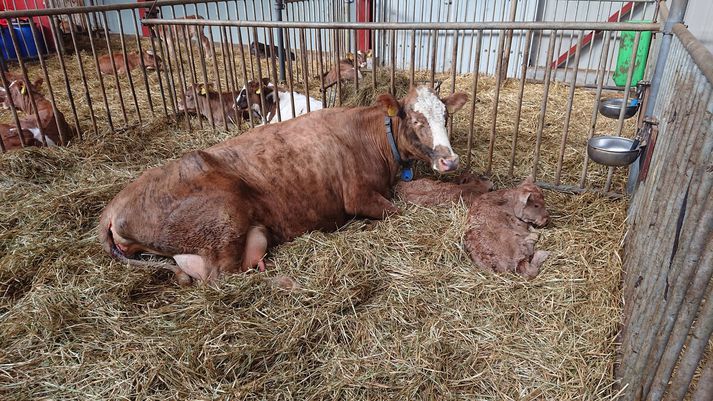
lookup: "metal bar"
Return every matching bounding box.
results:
[429,29,437,86]
[409,28,416,88]
[352,28,358,91]
[236,27,254,129]
[509,30,533,178]
[554,30,584,186]
[117,10,142,126]
[299,28,311,112]
[100,11,128,126]
[532,30,557,182]
[69,11,97,135]
[390,28,396,94]
[487,26,506,172]
[466,30,482,169]
[143,19,661,31]
[210,23,229,131]
[132,8,154,116]
[447,28,458,137]
[267,27,282,123]
[579,33,612,188]
[171,23,192,132]
[316,28,327,106]
[84,11,114,131]
[0,0,229,18]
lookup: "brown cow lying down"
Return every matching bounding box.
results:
[98,85,469,284]
[0,72,43,110]
[394,172,494,206]
[98,50,162,75]
[464,177,550,279]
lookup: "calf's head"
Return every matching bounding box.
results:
[236,78,275,119]
[512,177,549,227]
[141,50,162,71]
[378,86,468,173]
[346,49,373,68]
[177,83,214,113]
[7,78,44,111]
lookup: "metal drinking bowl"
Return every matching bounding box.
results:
[587,136,641,167]
[599,98,640,119]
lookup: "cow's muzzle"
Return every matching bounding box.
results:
[435,155,459,173]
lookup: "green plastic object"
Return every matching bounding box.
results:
[613,20,653,87]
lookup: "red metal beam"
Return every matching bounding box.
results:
[551,1,635,68]
[356,0,371,51]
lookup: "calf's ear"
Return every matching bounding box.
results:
[519,191,532,205]
[376,93,401,117]
[521,175,535,185]
[442,92,469,113]
[261,77,271,87]
[346,52,354,61]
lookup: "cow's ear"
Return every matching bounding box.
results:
[366,49,373,57]
[261,77,271,87]
[346,52,354,61]
[377,93,401,117]
[32,78,43,89]
[521,175,535,185]
[18,81,27,95]
[442,92,468,113]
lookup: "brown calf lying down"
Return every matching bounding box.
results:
[321,50,372,91]
[0,72,43,110]
[98,50,162,75]
[0,79,75,150]
[98,86,469,285]
[394,172,493,206]
[0,124,42,150]
[177,83,242,127]
[464,177,550,279]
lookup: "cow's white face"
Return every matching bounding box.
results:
[394,86,468,173]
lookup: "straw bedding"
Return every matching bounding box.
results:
[0,35,631,400]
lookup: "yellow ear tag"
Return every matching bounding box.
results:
[20,86,26,95]
[255,88,261,94]
[387,106,397,117]
[199,86,207,95]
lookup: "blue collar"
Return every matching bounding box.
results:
[384,116,414,181]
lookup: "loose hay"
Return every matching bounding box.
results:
[1,38,630,400]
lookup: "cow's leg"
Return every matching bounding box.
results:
[241,225,268,272]
[345,191,400,219]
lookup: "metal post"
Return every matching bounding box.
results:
[273,0,286,82]
[627,0,690,192]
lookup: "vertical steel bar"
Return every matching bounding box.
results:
[131,8,154,115]
[236,27,255,129]
[352,28,359,91]
[84,11,114,130]
[209,23,229,131]
[579,33,612,188]
[283,26,297,118]
[390,28,396,95]
[316,28,327,106]
[430,29,437,87]
[116,11,142,125]
[409,28,416,88]
[266,27,282,122]
[486,24,506,172]
[554,30,584,185]
[509,29,533,177]
[532,29,557,181]
[466,30,482,169]
[100,11,128,126]
[299,28,311,112]
[68,11,98,135]
[448,28,458,138]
